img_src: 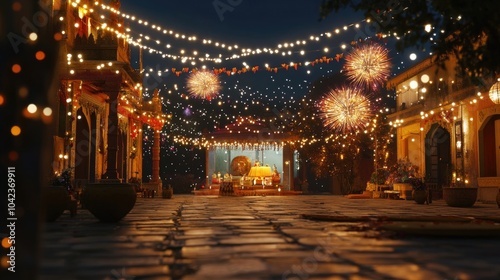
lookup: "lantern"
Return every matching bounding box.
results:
[489,78,500,104]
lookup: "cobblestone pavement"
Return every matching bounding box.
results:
[40,195,500,280]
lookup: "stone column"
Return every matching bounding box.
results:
[151,129,160,183]
[150,89,162,183]
[102,78,121,180]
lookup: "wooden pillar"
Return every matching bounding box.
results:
[150,89,162,183]
[283,145,294,191]
[102,78,121,180]
[151,129,160,182]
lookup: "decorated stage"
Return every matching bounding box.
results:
[193,184,302,196]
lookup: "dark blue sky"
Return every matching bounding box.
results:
[120,0,361,45]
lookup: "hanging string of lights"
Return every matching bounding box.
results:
[71,0,372,65]
[93,0,369,54]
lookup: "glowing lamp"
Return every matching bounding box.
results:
[247,166,273,187]
[489,79,500,104]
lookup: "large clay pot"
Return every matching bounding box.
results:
[82,183,136,222]
[412,190,427,204]
[443,187,478,208]
[44,186,71,222]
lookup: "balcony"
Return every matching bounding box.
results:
[71,32,130,64]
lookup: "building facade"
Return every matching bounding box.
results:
[387,55,500,201]
[51,0,144,189]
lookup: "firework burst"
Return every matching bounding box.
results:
[319,87,372,133]
[344,43,391,89]
[186,71,221,100]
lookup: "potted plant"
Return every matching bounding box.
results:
[443,181,478,207]
[162,184,173,199]
[45,169,76,222]
[366,168,388,198]
[406,177,427,204]
[128,176,142,195]
[386,158,420,200]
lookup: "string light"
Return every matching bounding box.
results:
[75,1,371,63]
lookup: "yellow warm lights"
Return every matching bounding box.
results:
[488,78,500,104]
[77,0,371,64]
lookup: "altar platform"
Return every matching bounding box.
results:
[193,184,302,196]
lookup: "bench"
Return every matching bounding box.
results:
[384,190,400,199]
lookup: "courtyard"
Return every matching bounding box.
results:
[40,195,500,280]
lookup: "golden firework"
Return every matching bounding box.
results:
[319,87,372,133]
[344,43,391,88]
[186,71,221,100]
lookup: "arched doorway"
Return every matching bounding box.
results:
[425,124,451,187]
[479,114,500,177]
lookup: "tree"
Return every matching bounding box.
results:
[294,74,374,194]
[320,0,500,80]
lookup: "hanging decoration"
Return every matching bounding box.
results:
[167,55,341,78]
[319,86,372,133]
[344,43,391,89]
[186,71,221,100]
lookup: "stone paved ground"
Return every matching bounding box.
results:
[40,195,500,280]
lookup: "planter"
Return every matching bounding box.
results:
[366,182,387,192]
[443,187,478,208]
[372,191,382,199]
[366,182,377,191]
[412,190,427,204]
[44,186,71,222]
[162,187,173,199]
[82,183,136,222]
[362,190,373,198]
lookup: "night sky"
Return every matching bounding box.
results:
[116,0,427,187]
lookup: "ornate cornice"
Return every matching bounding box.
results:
[79,92,106,115]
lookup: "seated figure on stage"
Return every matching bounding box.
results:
[212,173,220,184]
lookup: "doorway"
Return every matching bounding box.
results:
[425,124,451,187]
[479,114,500,177]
